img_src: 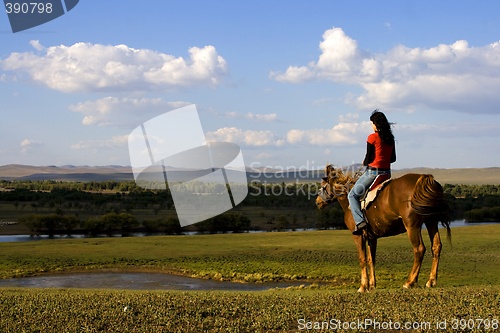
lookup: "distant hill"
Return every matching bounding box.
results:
[392,167,500,185]
[0,164,134,182]
[0,164,498,185]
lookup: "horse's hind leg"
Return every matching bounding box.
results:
[424,221,442,288]
[367,238,377,290]
[404,226,426,289]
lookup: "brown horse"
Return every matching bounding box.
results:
[316,164,451,292]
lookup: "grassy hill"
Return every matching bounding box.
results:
[0,164,133,181]
[392,167,500,185]
[1,164,499,184]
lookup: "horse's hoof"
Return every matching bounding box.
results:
[425,280,436,288]
[403,282,418,289]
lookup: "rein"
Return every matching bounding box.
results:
[353,165,365,180]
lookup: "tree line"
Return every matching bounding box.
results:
[17,211,255,237]
[0,180,499,236]
[3,180,499,198]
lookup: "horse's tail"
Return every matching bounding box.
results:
[411,174,452,243]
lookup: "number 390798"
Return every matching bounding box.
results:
[5,2,53,14]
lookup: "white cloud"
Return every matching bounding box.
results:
[223,111,278,122]
[206,127,285,147]
[29,40,45,51]
[20,139,43,153]
[270,65,314,83]
[70,135,128,150]
[206,114,370,148]
[338,113,360,123]
[286,120,370,146]
[270,28,364,84]
[271,27,500,114]
[69,97,191,127]
[396,121,500,139]
[1,41,228,93]
[244,112,278,122]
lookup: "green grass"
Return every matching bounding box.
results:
[1,225,499,288]
[0,287,499,332]
[1,225,499,332]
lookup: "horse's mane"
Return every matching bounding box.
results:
[325,164,360,190]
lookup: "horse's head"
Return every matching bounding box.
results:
[315,164,356,209]
[316,176,335,209]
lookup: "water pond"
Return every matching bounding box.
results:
[0,272,311,291]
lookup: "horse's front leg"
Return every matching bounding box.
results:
[367,238,377,290]
[354,235,369,292]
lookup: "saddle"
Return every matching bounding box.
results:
[361,174,392,211]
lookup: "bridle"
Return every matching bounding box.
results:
[317,180,335,204]
[317,165,365,205]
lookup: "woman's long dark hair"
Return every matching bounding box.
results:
[370,110,395,146]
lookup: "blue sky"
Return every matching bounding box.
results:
[1,0,500,169]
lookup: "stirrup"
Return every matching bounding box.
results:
[352,221,367,235]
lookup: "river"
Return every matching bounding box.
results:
[0,220,496,243]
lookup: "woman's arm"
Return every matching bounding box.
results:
[363,142,375,166]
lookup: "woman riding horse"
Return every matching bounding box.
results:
[349,110,396,235]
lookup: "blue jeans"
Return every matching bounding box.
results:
[348,169,390,225]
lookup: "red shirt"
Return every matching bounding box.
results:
[366,132,395,169]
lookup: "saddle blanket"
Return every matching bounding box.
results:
[361,178,392,211]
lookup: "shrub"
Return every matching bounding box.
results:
[19,214,80,236]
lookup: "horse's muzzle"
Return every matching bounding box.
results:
[316,184,334,208]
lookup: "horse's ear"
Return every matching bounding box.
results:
[325,163,334,174]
